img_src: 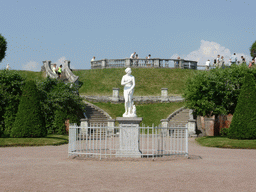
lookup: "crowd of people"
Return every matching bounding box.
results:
[205,53,255,70]
[130,52,151,60]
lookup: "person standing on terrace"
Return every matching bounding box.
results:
[230,53,237,65]
[130,52,136,59]
[91,56,95,61]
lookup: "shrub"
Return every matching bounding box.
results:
[37,77,84,134]
[228,73,256,139]
[183,64,256,117]
[52,110,67,135]
[220,128,229,137]
[11,80,46,138]
[0,70,24,137]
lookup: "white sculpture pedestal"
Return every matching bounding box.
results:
[116,117,143,158]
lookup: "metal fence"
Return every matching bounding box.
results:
[68,124,188,159]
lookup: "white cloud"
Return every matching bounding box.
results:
[22,61,40,71]
[54,56,67,65]
[53,56,77,69]
[173,40,251,66]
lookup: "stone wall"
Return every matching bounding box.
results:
[196,114,233,136]
[81,95,184,104]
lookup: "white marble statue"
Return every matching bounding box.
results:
[121,68,137,117]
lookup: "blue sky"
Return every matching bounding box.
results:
[0,0,255,71]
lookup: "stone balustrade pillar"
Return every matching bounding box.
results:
[125,58,131,68]
[204,116,215,136]
[179,59,184,69]
[111,88,120,102]
[102,59,106,68]
[107,119,115,136]
[160,119,169,136]
[161,88,168,102]
[80,118,89,136]
[154,59,160,68]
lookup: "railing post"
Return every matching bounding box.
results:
[102,59,106,69]
[154,58,160,68]
[125,58,131,68]
[160,119,168,136]
[107,119,115,136]
[80,118,89,136]
[187,109,196,137]
[179,59,184,69]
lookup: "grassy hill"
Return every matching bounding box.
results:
[92,101,185,126]
[7,68,199,96]
[8,70,45,81]
[73,68,199,96]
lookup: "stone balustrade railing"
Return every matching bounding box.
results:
[91,58,198,69]
[42,60,79,84]
[63,60,79,84]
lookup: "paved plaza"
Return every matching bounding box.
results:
[0,138,255,192]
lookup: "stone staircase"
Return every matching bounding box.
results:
[84,102,111,139]
[168,108,190,127]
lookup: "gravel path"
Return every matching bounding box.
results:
[0,138,255,192]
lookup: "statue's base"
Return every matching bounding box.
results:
[116,117,143,158]
[122,113,137,118]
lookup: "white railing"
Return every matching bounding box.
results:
[91,58,197,70]
[68,124,188,159]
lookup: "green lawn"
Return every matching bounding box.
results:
[196,136,256,149]
[0,134,68,147]
[73,68,199,96]
[15,70,46,81]
[91,101,185,126]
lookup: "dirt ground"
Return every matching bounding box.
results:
[0,138,255,192]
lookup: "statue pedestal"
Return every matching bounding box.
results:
[116,117,143,158]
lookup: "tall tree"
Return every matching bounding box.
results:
[183,64,256,117]
[11,80,47,138]
[250,40,256,58]
[0,34,7,63]
[228,73,256,139]
[0,70,24,137]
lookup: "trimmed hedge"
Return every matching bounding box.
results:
[11,80,47,138]
[228,73,256,139]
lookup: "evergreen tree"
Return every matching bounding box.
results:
[0,70,24,137]
[0,34,7,63]
[11,80,46,138]
[250,40,256,58]
[228,73,256,139]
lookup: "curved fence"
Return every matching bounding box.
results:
[68,124,188,159]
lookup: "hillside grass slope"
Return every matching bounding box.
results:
[73,68,199,96]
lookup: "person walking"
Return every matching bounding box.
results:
[220,56,225,69]
[57,65,62,78]
[230,53,237,65]
[134,54,139,67]
[205,59,210,70]
[216,55,220,68]
[249,58,255,68]
[240,56,246,64]
[6,63,10,70]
